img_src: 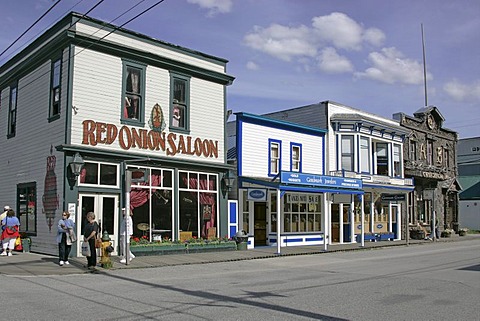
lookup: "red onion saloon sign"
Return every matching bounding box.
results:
[82,120,219,158]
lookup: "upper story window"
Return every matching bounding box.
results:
[359,136,370,173]
[50,58,61,119]
[170,73,190,132]
[8,84,17,137]
[409,139,417,161]
[341,135,354,172]
[122,60,145,125]
[375,142,389,176]
[445,148,450,168]
[291,143,301,172]
[79,161,119,188]
[269,139,281,176]
[427,140,433,165]
[393,144,402,177]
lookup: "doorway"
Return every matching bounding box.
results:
[254,202,267,246]
[78,194,119,256]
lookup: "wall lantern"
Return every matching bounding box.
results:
[69,152,85,179]
[221,171,235,197]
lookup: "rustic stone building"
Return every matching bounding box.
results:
[393,106,461,234]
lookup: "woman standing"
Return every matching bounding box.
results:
[1,209,20,256]
[83,212,99,270]
[57,211,75,266]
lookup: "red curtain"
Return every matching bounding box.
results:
[130,174,161,210]
[183,177,216,238]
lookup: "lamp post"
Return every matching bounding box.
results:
[221,172,235,197]
[68,153,84,188]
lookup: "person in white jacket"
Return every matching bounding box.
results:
[119,208,135,264]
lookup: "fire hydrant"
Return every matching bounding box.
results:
[100,231,114,269]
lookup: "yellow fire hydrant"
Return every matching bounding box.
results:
[100,231,114,269]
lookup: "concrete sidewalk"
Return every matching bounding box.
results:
[1,235,478,277]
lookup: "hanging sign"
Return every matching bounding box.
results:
[281,171,362,189]
[381,194,406,201]
[247,189,267,201]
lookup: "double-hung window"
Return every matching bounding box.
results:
[291,143,301,172]
[393,144,402,177]
[50,57,61,119]
[375,142,389,176]
[409,139,417,161]
[122,60,145,125]
[427,140,433,165]
[170,73,190,131]
[341,135,354,172]
[269,139,281,176]
[359,136,370,173]
[8,84,17,137]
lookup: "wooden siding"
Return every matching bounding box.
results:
[239,122,323,178]
[75,23,226,74]
[0,49,69,255]
[70,47,225,163]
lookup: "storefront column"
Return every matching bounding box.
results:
[360,195,365,247]
[350,196,355,243]
[323,193,328,251]
[276,188,281,254]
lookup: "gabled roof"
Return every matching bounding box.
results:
[413,105,445,121]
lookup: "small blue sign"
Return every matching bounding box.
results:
[376,224,383,229]
[280,171,362,189]
[247,188,267,201]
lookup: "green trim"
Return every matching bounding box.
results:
[16,182,38,236]
[55,144,235,171]
[169,72,190,133]
[72,35,234,86]
[120,59,146,126]
[48,53,63,120]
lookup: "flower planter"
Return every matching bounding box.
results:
[131,244,186,256]
[130,241,237,256]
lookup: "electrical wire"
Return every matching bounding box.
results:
[0,0,63,59]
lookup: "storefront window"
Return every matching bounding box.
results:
[79,161,119,187]
[178,170,218,240]
[283,193,322,233]
[129,167,174,240]
[242,191,249,234]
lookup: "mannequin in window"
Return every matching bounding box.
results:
[172,104,181,127]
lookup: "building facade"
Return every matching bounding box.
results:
[263,101,414,243]
[0,13,235,256]
[457,137,480,230]
[393,106,460,234]
[231,112,363,249]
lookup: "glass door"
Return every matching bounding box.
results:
[77,194,119,256]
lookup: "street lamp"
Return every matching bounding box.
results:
[221,172,235,197]
[69,152,84,178]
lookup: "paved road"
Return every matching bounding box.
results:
[1,237,478,321]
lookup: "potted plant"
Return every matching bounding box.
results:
[441,229,453,238]
[458,228,468,236]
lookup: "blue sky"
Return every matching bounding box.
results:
[1,0,479,139]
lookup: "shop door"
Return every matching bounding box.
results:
[77,194,119,256]
[391,204,400,239]
[254,202,267,246]
[331,204,340,243]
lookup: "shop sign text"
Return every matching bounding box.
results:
[82,120,218,158]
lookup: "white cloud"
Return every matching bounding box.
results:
[311,12,385,50]
[244,24,316,61]
[355,47,430,85]
[187,0,233,16]
[317,47,353,73]
[246,61,259,70]
[444,79,480,101]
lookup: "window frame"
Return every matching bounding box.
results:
[393,144,402,177]
[409,139,417,161]
[49,56,62,121]
[290,143,302,172]
[268,139,281,177]
[78,161,120,188]
[427,140,433,165]
[7,83,17,138]
[169,72,190,132]
[17,182,37,236]
[340,135,354,172]
[359,136,370,173]
[121,60,146,126]
[374,142,389,176]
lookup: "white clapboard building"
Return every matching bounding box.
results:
[0,12,235,256]
[229,112,363,249]
[264,101,414,244]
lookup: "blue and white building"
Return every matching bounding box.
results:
[264,101,415,244]
[229,112,363,249]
